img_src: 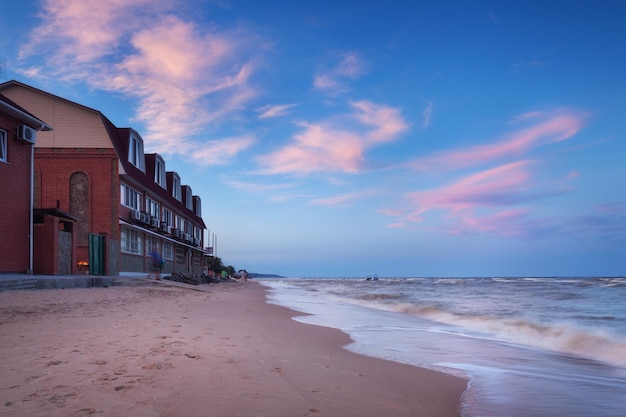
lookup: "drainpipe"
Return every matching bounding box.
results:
[28,141,34,274]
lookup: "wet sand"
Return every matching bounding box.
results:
[0,280,467,417]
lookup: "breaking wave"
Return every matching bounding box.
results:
[380,301,626,368]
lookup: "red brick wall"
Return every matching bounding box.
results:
[0,113,33,273]
[34,148,119,274]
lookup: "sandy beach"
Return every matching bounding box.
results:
[0,280,467,417]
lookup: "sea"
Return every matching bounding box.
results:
[257,276,626,417]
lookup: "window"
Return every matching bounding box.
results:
[162,242,173,260]
[145,197,160,219]
[194,227,202,241]
[154,155,166,188]
[174,215,185,231]
[128,132,145,172]
[145,236,159,255]
[184,185,193,209]
[121,227,142,254]
[172,173,181,201]
[162,208,173,225]
[193,196,202,217]
[0,129,7,163]
[121,184,141,210]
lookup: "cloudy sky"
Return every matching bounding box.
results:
[2,0,625,277]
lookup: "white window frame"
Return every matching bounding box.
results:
[121,184,141,210]
[145,236,160,255]
[185,185,193,209]
[162,241,173,260]
[121,227,142,254]
[162,207,173,226]
[175,215,185,231]
[172,173,181,201]
[0,129,7,163]
[154,155,166,189]
[145,197,160,219]
[129,132,145,172]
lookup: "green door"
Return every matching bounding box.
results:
[89,233,106,275]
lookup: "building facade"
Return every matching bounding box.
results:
[0,81,209,276]
[0,93,53,273]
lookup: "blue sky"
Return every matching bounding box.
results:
[2,0,625,277]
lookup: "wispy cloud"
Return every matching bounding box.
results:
[186,135,256,166]
[313,52,366,96]
[19,0,259,159]
[422,101,433,128]
[382,109,588,237]
[383,161,554,237]
[408,110,586,172]
[404,161,534,221]
[257,100,408,175]
[219,175,298,193]
[311,189,379,206]
[258,103,298,119]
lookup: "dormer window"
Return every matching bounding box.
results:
[172,173,181,201]
[128,132,145,172]
[154,155,166,189]
[184,185,193,210]
[193,196,201,217]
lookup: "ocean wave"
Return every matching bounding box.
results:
[389,303,626,368]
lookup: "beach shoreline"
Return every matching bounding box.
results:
[0,281,467,417]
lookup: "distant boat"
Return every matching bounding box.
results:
[366,273,379,281]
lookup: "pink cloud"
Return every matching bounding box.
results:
[258,101,407,175]
[258,103,298,119]
[405,161,533,216]
[187,135,256,166]
[313,52,366,96]
[410,111,586,171]
[20,0,260,162]
[21,0,164,66]
[311,189,379,206]
[380,161,538,236]
[259,122,364,174]
[351,100,409,142]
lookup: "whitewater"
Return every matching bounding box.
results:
[258,277,626,417]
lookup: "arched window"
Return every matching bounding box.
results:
[70,172,90,246]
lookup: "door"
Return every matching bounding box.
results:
[89,233,106,275]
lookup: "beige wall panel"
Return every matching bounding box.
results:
[1,85,113,148]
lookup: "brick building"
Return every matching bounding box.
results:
[0,93,53,273]
[0,81,210,276]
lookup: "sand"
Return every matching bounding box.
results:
[0,280,467,417]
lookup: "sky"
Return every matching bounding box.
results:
[1,0,625,277]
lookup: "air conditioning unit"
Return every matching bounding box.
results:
[160,222,168,232]
[150,218,160,228]
[173,229,181,238]
[140,213,150,224]
[130,210,141,221]
[184,233,191,242]
[17,125,37,144]
[193,238,200,246]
